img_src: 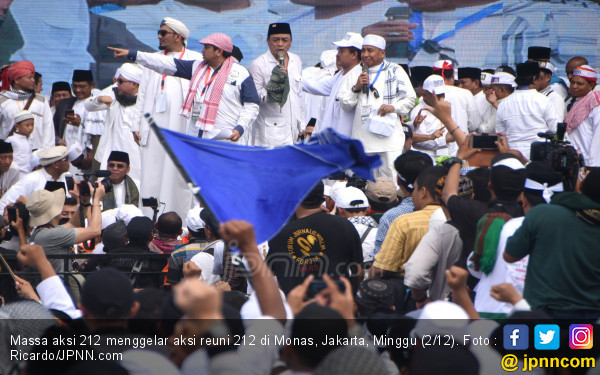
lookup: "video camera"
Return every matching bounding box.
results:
[77,170,113,196]
[530,122,583,191]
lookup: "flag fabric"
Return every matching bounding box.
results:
[155,126,381,244]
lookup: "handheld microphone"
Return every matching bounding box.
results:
[278,52,285,68]
[361,63,369,94]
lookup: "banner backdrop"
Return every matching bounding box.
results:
[1,0,599,93]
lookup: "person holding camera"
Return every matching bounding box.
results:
[0,145,71,212]
[23,181,105,276]
[100,151,139,211]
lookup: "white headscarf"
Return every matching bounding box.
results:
[119,63,143,84]
[161,17,190,46]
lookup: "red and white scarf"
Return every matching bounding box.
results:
[180,57,234,132]
[565,91,600,133]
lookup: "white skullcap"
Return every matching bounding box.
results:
[14,110,34,124]
[186,206,205,232]
[161,17,190,46]
[537,61,556,73]
[423,74,447,95]
[119,63,143,84]
[362,34,386,50]
[115,204,144,225]
[67,142,83,162]
[38,146,68,166]
[412,301,469,339]
[101,209,117,230]
[573,65,598,82]
[491,72,517,88]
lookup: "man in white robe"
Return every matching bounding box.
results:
[88,63,143,187]
[131,17,203,219]
[301,32,363,137]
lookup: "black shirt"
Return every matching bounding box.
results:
[266,211,363,294]
[447,195,523,268]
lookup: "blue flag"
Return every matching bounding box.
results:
[155,126,381,244]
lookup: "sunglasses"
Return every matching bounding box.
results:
[117,78,132,85]
[158,30,176,37]
[108,162,127,169]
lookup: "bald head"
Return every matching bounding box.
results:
[566,56,588,80]
[156,211,182,238]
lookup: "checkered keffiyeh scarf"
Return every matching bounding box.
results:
[382,61,409,105]
[180,57,234,132]
[565,91,600,133]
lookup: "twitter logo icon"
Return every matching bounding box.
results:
[535,325,560,350]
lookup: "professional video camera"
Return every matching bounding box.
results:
[530,122,583,191]
[77,170,113,196]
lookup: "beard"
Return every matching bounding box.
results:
[158,44,167,50]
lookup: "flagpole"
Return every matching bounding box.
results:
[145,113,207,207]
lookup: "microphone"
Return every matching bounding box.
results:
[361,63,369,94]
[278,52,285,68]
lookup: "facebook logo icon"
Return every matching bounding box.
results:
[504,324,529,350]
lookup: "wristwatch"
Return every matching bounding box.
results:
[443,157,463,168]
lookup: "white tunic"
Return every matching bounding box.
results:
[249,51,305,147]
[338,60,416,153]
[302,64,361,137]
[6,133,33,176]
[473,90,497,134]
[0,93,55,150]
[496,88,559,160]
[540,86,566,121]
[0,165,21,198]
[568,105,600,168]
[132,48,203,220]
[444,85,481,156]
[63,99,93,150]
[301,66,330,131]
[87,92,141,188]
[0,168,69,211]
[408,99,447,160]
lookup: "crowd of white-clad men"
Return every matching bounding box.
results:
[0,15,600,375]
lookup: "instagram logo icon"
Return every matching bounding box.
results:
[569,325,593,349]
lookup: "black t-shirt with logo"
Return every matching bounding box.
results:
[266,211,363,295]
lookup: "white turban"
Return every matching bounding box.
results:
[161,17,190,46]
[119,63,143,84]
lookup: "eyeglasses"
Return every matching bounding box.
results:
[108,162,127,169]
[117,78,132,85]
[158,30,176,37]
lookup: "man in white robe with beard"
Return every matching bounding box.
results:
[87,63,143,187]
[132,17,203,219]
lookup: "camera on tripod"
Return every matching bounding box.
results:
[530,122,583,191]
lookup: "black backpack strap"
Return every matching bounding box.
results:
[360,226,374,244]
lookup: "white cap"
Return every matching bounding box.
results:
[186,206,205,232]
[320,49,338,75]
[412,301,469,339]
[114,204,144,224]
[332,32,363,50]
[422,74,447,95]
[362,34,386,50]
[480,72,493,86]
[490,72,517,87]
[335,186,369,209]
[38,146,68,166]
[161,17,190,46]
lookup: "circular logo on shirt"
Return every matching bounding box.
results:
[287,228,325,265]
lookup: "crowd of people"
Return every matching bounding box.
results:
[0,14,599,375]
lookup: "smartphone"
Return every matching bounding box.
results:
[65,176,74,191]
[306,279,346,298]
[65,109,75,117]
[7,206,17,223]
[470,134,500,150]
[79,180,91,196]
[142,197,159,207]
